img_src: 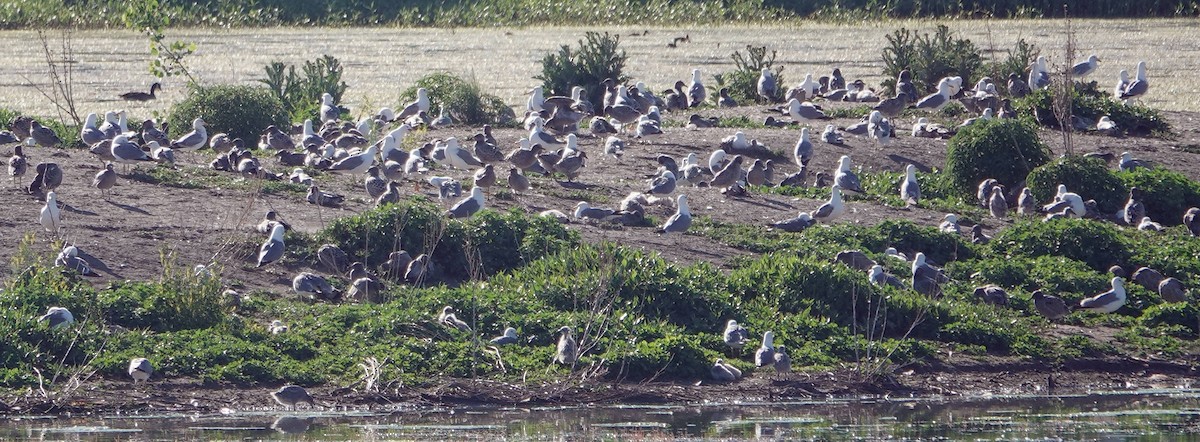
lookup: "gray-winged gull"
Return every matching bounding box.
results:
[786,98,828,121]
[1185,207,1200,236]
[271,385,315,410]
[443,137,482,169]
[707,149,728,174]
[404,254,429,283]
[939,214,960,234]
[256,223,286,267]
[128,358,153,382]
[1113,69,1131,100]
[1078,277,1126,314]
[769,211,815,232]
[646,168,676,195]
[1072,54,1101,78]
[170,118,208,151]
[81,113,106,145]
[1029,56,1051,90]
[1042,184,1085,218]
[754,331,775,367]
[574,201,615,221]
[868,110,892,145]
[812,185,845,223]
[397,88,430,122]
[972,285,1009,306]
[757,67,776,102]
[834,155,863,193]
[293,272,337,301]
[793,127,813,167]
[687,68,705,107]
[914,80,952,110]
[1119,151,1147,172]
[821,124,843,145]
[491,327,518,345]
[1120,61,1149,101]
[328,144,377,174]
[554,326,578,365]
[268,319,289,335]
[604,136,625,160]
[722,320,750,350]
[1096,116,1119,135]
[1032,290,1069,320]
[710,358,742,382]
[307,185,344,207]
[110,134,152,164]
[658,194,692,234]
[1138,216,1162,232]
[1158,278,1187,303]
[911,252,947,296]
[38,306,74,328]
[447,186,485,218]
[39,191,61,233]
[869,264,905,288]
[901,164,920,205]
[437,306,471,331]
[55,245,98,276]
[319,92,339,123]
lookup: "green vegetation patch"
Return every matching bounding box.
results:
[168,84,289,142]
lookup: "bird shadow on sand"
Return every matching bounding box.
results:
[78,249,123,278]
[62,203,98,217]
[886,154,932,172]
[556,181,594,190]
[106,200,152,215]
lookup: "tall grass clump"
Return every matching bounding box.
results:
[715,45,784,103]
[400,72,514,125]
[167,84,288,142]
[880,25,982,95]
[258,55,349,123]
[1026,156,1126,213]
[944,119,1051,199]
[536,32,629,109]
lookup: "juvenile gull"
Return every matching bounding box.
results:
[473,164,497,192]
[773,346,792,375]
[604,136,625,160]
[7,145,27,181]
[1078,277,1127,314]
[722,320,750,350]
[271,385,315,410]
[29,121,61,147]
[821,124,843,145]
[989,185,1008,218]
[658,194,691,234]
[554,326,578,365]
[256,223,286,267]
[506,167,530,193]
[1185,207,1200,236]
[873,93,908,118]
[710,358,741,382]
[973,285,1009,306]
[128,358,154,383]
[1032,290,1069,320]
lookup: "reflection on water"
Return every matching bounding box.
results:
[4,389,1200,440]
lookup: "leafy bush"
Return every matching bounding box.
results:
[1015,84,1171,136]
[944,119,1051,199]
[258,54,349,122]
[1140,302,1200,336]
[400,72,515,125]
[989,219,1129,271]
[983,38,1038,85]
[881,25,982,95]
[729,254,876,326]
[1026,156,1127,213]
[715,45,784,103]
[1118,168,1200,225]
[168,84,288,142]
[536,32,629,109]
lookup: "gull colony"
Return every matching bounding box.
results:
[5,50,1193,395]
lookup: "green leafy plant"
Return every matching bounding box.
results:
[167,84,289,142]
[399,72,514,125]
[881,25,982,95]
[258,55,349,123]
[1015,83,1171,136]
[984,38,1038,85]
[536,32,629,109]
[1026,156,1127,213]
[717,45,785,103]
[944,119,1051,199]
[1118,167,1200,225]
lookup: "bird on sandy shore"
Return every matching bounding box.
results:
[128,358,154,383]
[754,331,776,367]
[554,326,578,365]
[38,306,74,329]
[256,224,286,267]
[271,385,314,410]
[1078,277,1127,314]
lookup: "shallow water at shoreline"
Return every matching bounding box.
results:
[6,389,1200,440]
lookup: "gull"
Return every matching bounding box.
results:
[1096,116,1119,136]
[977,179,999,207]
[527,86,545,112]
[973,285,1009,306]
[914,79,952,110]
[1072,54,1101,78]
[473,164,497,193]
[38,307,74,329]
[170,118,208,151]
[720,131,751,152]
[873,93,908,118]
[939,214,961,234]
[8,145,27,182]
[658,194,691,234]
[821,124,843,145]
[129,358,154,383]
[970,224,992,245]
[29,121,61,147]
[754,331,775,367]
[589,116,618,136]
[506,167,530,193]
[491,327,519,345]
[554,326,578,365]
[834,155,863,193]
[405,254,429,283]
[271,385,315,411]
[716,87,737,107]
[1078,277,1127,314]
[40,191,62,233]
[794,127,813,167]
[438,306,471,331]
[81,113,106,145]
[307,185,344,207]
[256,223,286,267]
[1185,207,1200,237]
[293,272,337,301]
[269,319,289,334]
[428,176,461,200]
[812,185,845,223]
[635,114,662,137]
[1042,184,1085,218]
[574,201,616,221]
[328,144,377,174]
[1138,216,1163,232]
[768,211,815,232]
[896,69,920,103]
[787,73,819,102]
[773,346,792,375]
[149,141,174,165]
[1123,187,1145,225]
[757,67,776,102]
[707,149,728,174]
[746,159,768,186]
[320,92,339,122]
[989,185,1008,218]
[111,134,153,165]
[1119,151,1147,172]
[1018,187,1036,216]
[447,186,485,219]
[1032,290,1069,321]
[722,320,750,350]
[911,252,948,296]
[1114,69,1131,101]
[397,88,431,122]
[786,98,828,121]
[710,358,742,382]
[867,110,892,145]
[1029,56,1051,90]
[900,164,920,205]
[868,264,905,288]
[687,68,705,107]
[604,136,625,160]
[646,168,676,195]
[55,245,98,276]
[1120,61,1149,102]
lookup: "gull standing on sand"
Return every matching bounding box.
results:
[658,194,691,234]
[171,118,208,152]
[128,358,153,383]
[256,224,286,267]
[93,163,117,196]
[111,135,153,165]
[793,127,814,167]
[397,88,431,122]
[8,145,27,182]
[812,185,845,223]
[40,191,62,233]
[1078,277,1127,314]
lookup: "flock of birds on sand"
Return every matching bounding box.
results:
[7,44,1195,405]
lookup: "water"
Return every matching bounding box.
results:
[5,389,1200,440]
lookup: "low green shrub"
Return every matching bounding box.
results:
[989,218,1129,271]
[715,45,784,103]
[168,84,288,142]
[944,119,1051,200]
[536,32,630,110]
[1118,167,1200,225]
[1015,84,1171,136]
[729,254,876,326]
[1140,302,1200,336]
[880,25,982,96]
[1026,156,1127,213]
[400,72,514,125]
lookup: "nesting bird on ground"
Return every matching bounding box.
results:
[646,168,676,195]
[722,320,750,350]
[821,124,843,145]
[256,224,287,267]
[1185,207,1200,236]
[939,214,961,234]
[29,121,62,147]
[554,326,578,365]
[716,87,737,107]
[710,358,742,382]
[38,306,74,329]
[1138,216,1163,232]
[973,285,1009,306]
[293,272,337,301]
[970,224,992,244]
[307,185,344,207]
[868,264,905,288]
[1042,184,1086,218]
[786,98,828,122]
[1096,116,1119,136]
[911,252,948,297]
[769,211,815,233]
[754,331,776,367]
[1123,187,1146,226]
[773,346,792,375]
[128,358,153,383]
[271,385,315,411]
[604,136,625,160]
[491,327,519,346]
[1032,290,1069,321]
[867,111,892,145]
[1118,151,1147,172]
[1078,277,1127,314]
[55,245,98,276]
[438,306,471,331]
